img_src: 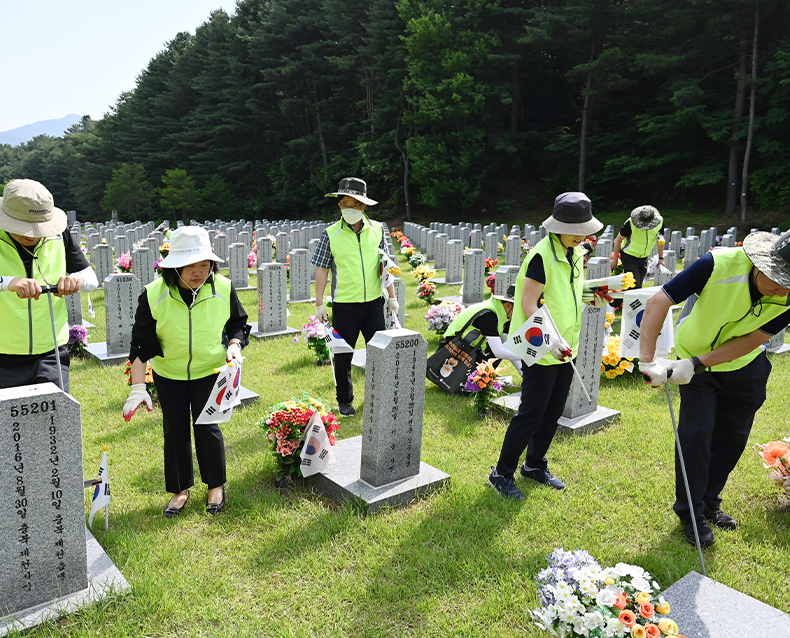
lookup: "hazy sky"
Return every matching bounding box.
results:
[1,0,239,132]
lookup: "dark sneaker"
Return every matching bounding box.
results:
[338,402,356,417]
[520,464,566,490]
[487,468,525,500]
[682,518,716,548]
[704,508,737,531]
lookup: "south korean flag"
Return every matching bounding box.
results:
[618,287,675,359]
[299,410,336,478]
[196,360,242,424]
[503,305,562,367]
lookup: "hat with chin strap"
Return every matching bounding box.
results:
[324,177,377,206]
[0,179,67,238]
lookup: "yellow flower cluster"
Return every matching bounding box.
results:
[605,312,615,329]
[621,272,636,290]
[411,264,437,283]
[601,336,634,379]
[389,264,402,276]
[404,246,415,256]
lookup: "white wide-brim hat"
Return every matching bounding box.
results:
[743,230,790,289]
[0,179,67,237]
[324,176,377,206]
[157,226,224,269]
[542,192,603,236]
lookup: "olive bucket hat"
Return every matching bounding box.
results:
[630,205,662,230]
[743,229,790,289]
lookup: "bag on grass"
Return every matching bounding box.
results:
[426,309,490,396]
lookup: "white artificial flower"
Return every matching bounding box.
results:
[609,563,629,578]
[595,587,618,606]
[604,617,626,637]
[583,612,605,630]
[627,564,644,578]
[578,579,599,597]
[558,603,578,624]
[553,582,575,603]
[652,580,661,591]
[631,576,651,592]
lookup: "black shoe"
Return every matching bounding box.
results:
[207,485,226,515]
[704,508,737,530]
[338,402,356,417]
[682,518,715,548]
[164,490,190,518]
[520,464,566,490]
[487,468,525,500]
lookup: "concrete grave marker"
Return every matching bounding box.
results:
[275,232,289,264]
[92,245,113,289]
[288,249,313,303]
[433,233,448,270]
[131,247,156,287]
[85,274,142,366]
[250,263,298,339]
[505,235,520,266]
[228,243,253,291]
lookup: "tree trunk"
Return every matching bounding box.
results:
[740,2,760,223]
[312,80,328,168]
[367,71,375,138]
[394,105,412,222]
[725,35,749,216]
[510,63,520,134]
[578,43,597,192]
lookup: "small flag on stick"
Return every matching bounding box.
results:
[88,446,111,529]
[299,411,336,477]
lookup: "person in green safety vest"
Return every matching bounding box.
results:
[611,205,665,289]
[123,226,250,518]
[639,229,790,548]
[487,192,603,500]
[0,179,98,392]
[311,177,398,417]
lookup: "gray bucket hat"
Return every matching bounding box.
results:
[542,192,603,236]
[0,179,67,238]
[743,230,790,289]
[630,205,662,230]
[324,177,377,206]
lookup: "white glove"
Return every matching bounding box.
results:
[315,304,329,322]
[226,343,243,363]
[387,297,399,315]
[549,341,572,362]
[123,383,153,422]
[639,360,667,387]
[666,358,695,385]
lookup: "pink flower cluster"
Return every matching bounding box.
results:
[117,251,132,273]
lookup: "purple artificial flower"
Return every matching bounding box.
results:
[463,375,481,393]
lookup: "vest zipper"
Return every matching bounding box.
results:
[356,232,367,300]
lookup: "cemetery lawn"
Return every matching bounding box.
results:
[23,255,790,638]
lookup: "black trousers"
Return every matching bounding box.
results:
[674,352,770,521]
[331,297,385,404]
[0,346,70,393]
[620,251,648,289]
[496,361,573,478]
[153,370,227,494]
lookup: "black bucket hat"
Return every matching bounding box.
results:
[542,192,603,236]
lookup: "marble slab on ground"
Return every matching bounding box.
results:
[0,529,130,637]
[238,386,259,407]
[248,320,299,340]
[286,295,316,304]
[81,320,95,329]
[492,391,620,435]
[308,436,449,514]
[767,343,790,354]
[437,295,463,304]
[84,342,130,367]
[432,277,458,285]
[661,571,790,637]
[351,349,366,369]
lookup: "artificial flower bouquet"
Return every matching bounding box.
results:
[601,336,634,379]
[464,359,504,417]
[424,301,463,335]
[531,548,685,638]
[408,252,426,268]
[417,280,437,305]
[67,324,88,357]
[754,438,790,497]
[293,315,331,365]
[582,273,636,305]
[411,263,436,283]
[486,273,496,295]
[485,257,498,273]
[159,241,170,258]
[402,245,416,257]
[388,263,402,276]
[261,395,339,482]
[123,360,157,399]
[116,251,132,273]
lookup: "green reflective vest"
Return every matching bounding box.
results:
[675,248,790,372]
[146,275,232,380]
[326,216,383,303]
[623,215,663,259]
[444,297,509,351]
[0,232,68,355]
[509,233,583,366]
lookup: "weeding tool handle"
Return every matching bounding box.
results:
[642,368,672,383]
[41,285,60,294]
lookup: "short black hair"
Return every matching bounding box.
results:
[160,261,219,288]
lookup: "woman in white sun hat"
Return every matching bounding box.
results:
[0,178,98,392]
[124,226,249,518]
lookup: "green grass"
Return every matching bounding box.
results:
[17,256,790,637]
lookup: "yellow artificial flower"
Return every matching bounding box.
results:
[655,600,670,615]
[635,592,651,604]
[657,618,679,635]
[630,626,647,638]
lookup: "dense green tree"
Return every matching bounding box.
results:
[159,168,199,223]
[101,163,155,222]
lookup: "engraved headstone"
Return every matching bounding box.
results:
[228,243,251,291]
[288,249,312,302]
[250,263,297,339]
[103,274,142,355]
[671,230,682,254]
[721,234,735,247]
[114,235,129,261]
[686,227,695,238]
[586,256,610,280]
[505,235,520,266]
[131,247,156,287]
[104,229,115,249]
[700,230,711,254]
[65,292,86,328]
[444,240,463,285]
[275,232,289,264]
[493,265,519,298]
[420,228,429,252]
[484,232,498,261]
[69,227,80,249]
[767,328,790,354]
[426,230,438,261]
[595,238,612,259]
[685,236,700,268]
[93,245,113,288]
[238,231,252,255]
[529,230,541,249]
[469,229,482,250]
[463,249,485,305]
[257,236,273,266]
[434,233,448,270]
[213,234,229,263]
[226,227,237,244]
[87,233,100,259]
[308,238,320,282]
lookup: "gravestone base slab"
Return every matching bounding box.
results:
[286,295,316,304]
[437,295,463,305]
[234,285,255,292]
[492,392,620,435]
[308,436,449,514]
[248,321,299,341]
[351,349,366,369]
[767,343,790,355]
[81,320,95,329]
[239,386,259,407]
[84,342,130,367]
[661,571,789,637]
[0,529,130,637]
[432,277,459,285]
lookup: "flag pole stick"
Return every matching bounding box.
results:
[543,303,591,403]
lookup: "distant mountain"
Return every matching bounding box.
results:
[0,114,84,146]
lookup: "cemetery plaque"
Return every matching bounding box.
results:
[505,235,520,266]
[114,235,129,261]
[685,236,700,268]
[258,236,274,266]
[434,233,448,270]
[484,232,498,261]
[131,247,156,287]
[664,249,677,274]
[470,229,482,250]
[238,231,252,255]
[493,266,519,297]
[93,245,113,289]
[595,238,612,259]
[463,249,485,305]
[722,234,735,247]
[104,274,142,356]
[360,329,428,486]
[275,232,289,264]
[214,235,229,263]
[586,257,610,280]
[444,240,463,284]
[65,292,83,328]
[420,228,429,252]
[87,233,100,260]
[426,230,438,261]
[529,230,541,249]
[288,249,312,302]
[253,263,293,337]
[228,243,250,290]
[226,227,237,244]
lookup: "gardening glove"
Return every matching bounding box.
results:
[123,383,153,422]
[226,343,243,363]
[386,297,399,316]
[549,340,573,362]
[639,360,667,388]
[666,358,695,385]
[315,304,329,322]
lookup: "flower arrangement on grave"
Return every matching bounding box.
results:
[293,316,331,365]
[159,241,170,258]
[402,245,416,257]
[530,548,684,638]
[417,280,437,305]
[408,252,427,268]
[248,252,256,268]
[497,243,504,254]
[116,251,132,273]
[485,257,498,273]
[486,273,496,295]
[261,395,339,482]
[754,438,790,497]
[582,273,636,304]
[67,325,88,357]
[123,360,157,399]
[412,264,436,283]
[605,312,615,330]
[463,359,504,417]
[424,301,463,335]
[601,336,634,379]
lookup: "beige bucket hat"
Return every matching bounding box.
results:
[0,179,67,237]
[743,230,790,289]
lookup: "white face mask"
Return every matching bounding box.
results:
[341,208,364,225]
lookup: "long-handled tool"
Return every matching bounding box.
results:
[41,284,66,392]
